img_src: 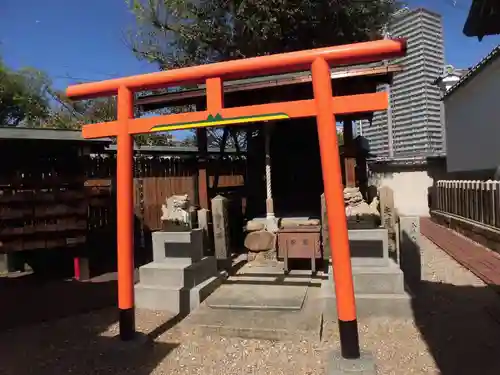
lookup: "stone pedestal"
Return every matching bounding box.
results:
[348,229,389,267]
[0,253,14,274]
[135,228,222,314]
[321,228,412,319]
[152,230,203,263]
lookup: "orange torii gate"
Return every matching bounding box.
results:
[67,38,406,359]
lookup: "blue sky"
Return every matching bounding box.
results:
[1,0,499,90]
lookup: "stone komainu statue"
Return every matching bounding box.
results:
[161,194,195,230]
[344,187,380,228]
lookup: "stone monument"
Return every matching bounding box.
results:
[197,208,212,256]
[379,186,398,261]
[244,230,276,264]
[212,195,232,270]
[242,218,277,264]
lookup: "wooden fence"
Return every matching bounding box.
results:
[0,133,247,278]
[0,142,91,254]
[82,154,245,230]
[1,148,245,272]
[435,180,500,228]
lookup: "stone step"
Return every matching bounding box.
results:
[135,275,223,314]
[321,292,413,319]
[331,263,405,294]
[205,283,309,311]
[350,257,391,267]
[322,257,412,318]
[138,256,216,288]
[183,287,323,341]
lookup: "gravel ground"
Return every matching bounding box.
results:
[2,235,500,375]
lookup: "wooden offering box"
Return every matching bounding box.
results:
[277,225,321,273]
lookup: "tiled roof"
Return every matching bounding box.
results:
[463,0,500,40]
[0,127,110,142]
[443,45,500,99]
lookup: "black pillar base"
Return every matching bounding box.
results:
[338,319,361,359]
[119,307,136,341]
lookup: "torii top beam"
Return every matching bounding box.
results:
[66,39,406,139]
[66,39,406,100]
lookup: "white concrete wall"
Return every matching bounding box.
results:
[370,170,433,217]
[445,57,500,172]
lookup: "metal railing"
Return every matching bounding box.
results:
[435,180,500,228]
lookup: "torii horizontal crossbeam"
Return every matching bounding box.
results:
[82,93,388,138]
[67,39,406,100]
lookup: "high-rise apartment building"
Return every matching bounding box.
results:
[358,8,445,157]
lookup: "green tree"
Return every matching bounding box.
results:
[0,59,51,126]
[126,0,399,148]
[42,91,173,146]
[337,130,344,146]
[179,133,197,146]
[39,91,117,130]
[0,56,172,146]
[135,131,174,146]
[127,0,400,70]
